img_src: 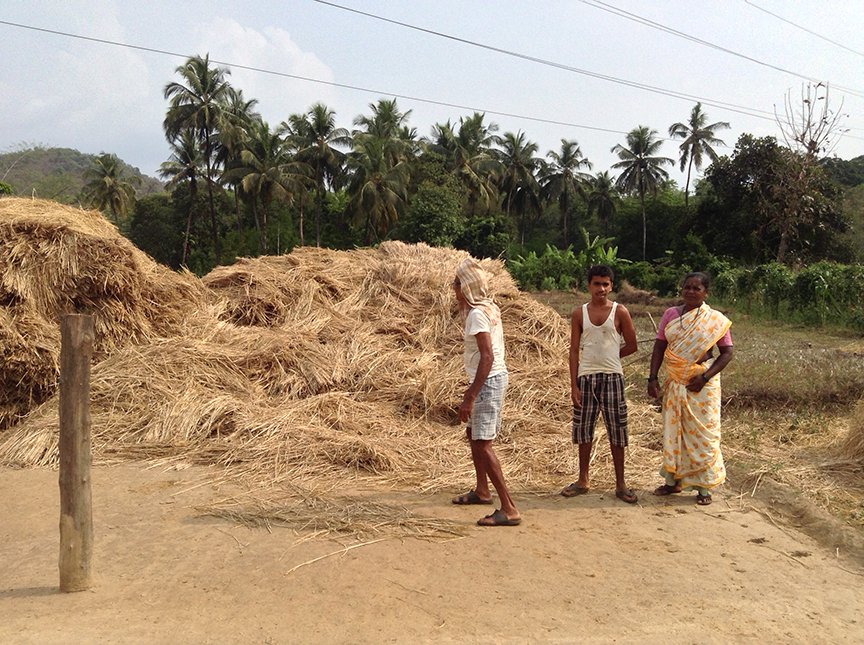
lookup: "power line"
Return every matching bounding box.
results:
[312,0,864,145]
[0,15,860,149]
[743,0,864,59]
[579,0,864,101]
[0,19,632,139]
[313,0,781,122]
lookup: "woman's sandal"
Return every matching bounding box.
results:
[696,493,712,506]
[653,484,682,496]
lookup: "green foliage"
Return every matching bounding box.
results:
[507,228,624,291]
[713,261,864,330]
[0,181,12,195]
[397,180,464,247]
[699,134,847,264]
[129,194,183,267]
[821,155,864,187]
[454,211,514,260]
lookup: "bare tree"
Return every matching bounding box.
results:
[775,82,848,160]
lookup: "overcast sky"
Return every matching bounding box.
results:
[2,0,863,187]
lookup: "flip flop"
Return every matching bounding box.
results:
[560,482,590,497]
[653,484,682,496]
[696,493,712,506]
[477,509,522,527]
[452,490,493,505]
[615,488,639,504]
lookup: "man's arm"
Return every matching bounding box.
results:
[569,308,583,407]
[459,331,493,423]
[616,304,638,359]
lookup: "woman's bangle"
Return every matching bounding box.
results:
[647,376,658,383]
[701,373,710,382]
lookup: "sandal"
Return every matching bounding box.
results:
[615,488,639,504]
[696,493,712,506]
[653,484,682,496]
[477,508,522,526]
[560,482,590,497]
[452,490,493,505]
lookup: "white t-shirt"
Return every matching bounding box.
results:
[463,308,507,380]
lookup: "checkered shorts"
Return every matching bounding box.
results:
[467,372,508,440]
[572,373,628,447]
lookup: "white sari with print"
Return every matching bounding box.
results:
[661,304,732,490]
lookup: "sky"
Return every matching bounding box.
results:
[2,0,864,188]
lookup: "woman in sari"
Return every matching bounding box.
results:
[646,272,733,506]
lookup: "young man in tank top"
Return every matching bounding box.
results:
[561,265,639,503]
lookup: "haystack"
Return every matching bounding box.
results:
[614,280,656,306]
[0,218,663,534]
[0,198,207,427]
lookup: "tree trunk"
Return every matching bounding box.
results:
[562,195,569,248]
[261,202,269,254]
[776,228,789,264]
[204,131,221,260]
[234,189,243,234]
[251,200,263,255]
[299,200,305,246]
[640,190,647,261]
[684,157,694,208]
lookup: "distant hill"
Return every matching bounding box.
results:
[0,147,164,204]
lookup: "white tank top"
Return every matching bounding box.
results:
[578,302,623,376]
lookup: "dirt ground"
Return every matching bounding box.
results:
[2,463,863,644]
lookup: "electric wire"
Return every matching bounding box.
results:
[313,0,781,121]
[580,0,864,100]
[0,18,632,139]
[0,14,860,146]
[311,0,864,140]
[743,0,864,59]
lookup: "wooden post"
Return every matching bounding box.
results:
[59,313,94,592]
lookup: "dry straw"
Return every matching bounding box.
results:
[0,198,206,428]
[841,399,864,463]
[0,199,667,534]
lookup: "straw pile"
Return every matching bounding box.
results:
[0,198,206,428]
[0,201,665,536]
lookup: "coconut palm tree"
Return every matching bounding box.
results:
[611,126,673,260]
[81,153,139,225]
[345,135,410,244]
[160,131,205,264]
[216,88,261,233]
[164,54,232,258]
[496,131,542,245]
[353,98,412,140]
[669,103,730,207]
[540,139,593,247]
[428,112,501,215]
[586,171,619,237]
[283,103,350,246]
[223,121,310,254]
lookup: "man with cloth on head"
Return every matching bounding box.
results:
[450,257,521,526]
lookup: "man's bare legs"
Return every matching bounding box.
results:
[468,430,492,502]
[471,439,519,520]
[576,441,592,489]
